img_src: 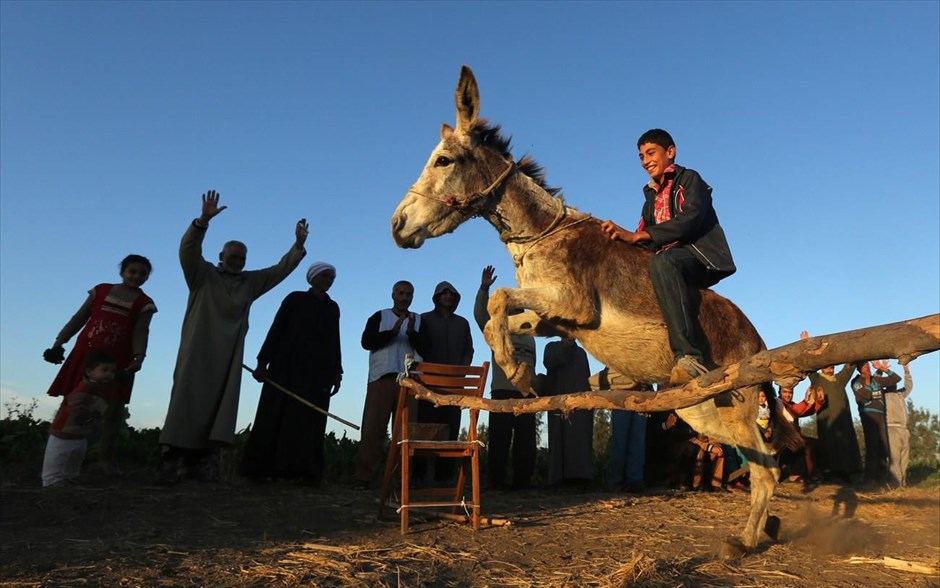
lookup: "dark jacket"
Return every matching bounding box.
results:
[416,281,474,365]
[639,165,736,283]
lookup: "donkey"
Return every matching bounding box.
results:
[391,65,782,558]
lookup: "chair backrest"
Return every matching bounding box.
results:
[400,361,490,440]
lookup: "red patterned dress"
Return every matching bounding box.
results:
[47,284,156,403]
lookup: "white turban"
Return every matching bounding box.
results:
[306,261,336,285]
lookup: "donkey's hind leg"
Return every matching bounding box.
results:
[716,386,780,560]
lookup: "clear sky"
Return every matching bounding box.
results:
[2,1,938,440]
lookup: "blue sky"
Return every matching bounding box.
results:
[2,1,938,440]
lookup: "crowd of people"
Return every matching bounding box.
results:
[38,130,921,494]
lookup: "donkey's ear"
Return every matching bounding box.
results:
[441,123,454,139]
[455,65,479,133]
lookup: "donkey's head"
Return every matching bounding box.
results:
[391,66,515,248]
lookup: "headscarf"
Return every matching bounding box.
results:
[306,261,336,285]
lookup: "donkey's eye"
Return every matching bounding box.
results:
[434,156,453,167]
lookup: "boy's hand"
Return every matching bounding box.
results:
[600,220,650,245]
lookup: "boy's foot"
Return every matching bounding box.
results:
[669,355,709,386]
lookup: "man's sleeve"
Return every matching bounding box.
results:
[248,244,306,301]
[473,287,489,331]
[361,311,385,351]
[179,221,209,289]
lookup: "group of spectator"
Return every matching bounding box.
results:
[38,190,918,495]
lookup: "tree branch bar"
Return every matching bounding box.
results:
[406,314,939,414]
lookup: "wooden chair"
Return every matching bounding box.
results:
[379,360,490,534]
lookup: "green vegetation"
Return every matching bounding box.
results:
[3,398,938,488]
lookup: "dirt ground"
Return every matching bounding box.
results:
[2,466,938,588]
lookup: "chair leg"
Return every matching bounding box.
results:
[401,443,410,535]
[471,450,481,531]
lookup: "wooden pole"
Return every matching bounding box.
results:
[241,364,360,430]
[406,314,940,414]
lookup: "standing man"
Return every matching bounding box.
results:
[353,280,422,490]
[414,281,474,484]
[802,331,863,484]
[241,262,343,484]
[881,361,914,487]
[595,369,650,493]
[475,265,538,491]
[157,190,307,484]
[543,336,594,487]
[600,129,736,385]
[851,361,900,486]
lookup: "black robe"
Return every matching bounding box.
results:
[241,289,342,481]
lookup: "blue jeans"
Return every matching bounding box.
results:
[607,410,647,487]
[648,247,721,361]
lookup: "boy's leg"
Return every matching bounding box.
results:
[42,436,87,487]
[648,249,709,384]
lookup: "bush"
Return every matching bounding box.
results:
[0,399,47,465]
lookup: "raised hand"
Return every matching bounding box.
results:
[805,387,816,404]
[481,265,497,288]
[295,218,309,248]
[800,330,809,341]
[872,359,891,372]
[200,190,227,224]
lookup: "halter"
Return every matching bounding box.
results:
[408,156,517,218]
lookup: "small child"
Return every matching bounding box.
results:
[756,389,773,443]
[41,350,117,487]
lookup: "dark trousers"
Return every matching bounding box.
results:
[860,410,890,483]
[648,248,720,361]
[488,389,536,489]
[355,374,414,483]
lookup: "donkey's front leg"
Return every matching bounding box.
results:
[483,287,534,394]
[485,285,594,392]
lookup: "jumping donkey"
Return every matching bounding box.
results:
[391,65,786,558]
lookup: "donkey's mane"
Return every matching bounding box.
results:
[471,120,562,198]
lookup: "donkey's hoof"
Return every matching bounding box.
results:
[719,536,749,560]
[764,515,781,540]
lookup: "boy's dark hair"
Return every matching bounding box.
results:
[84,350,117,371]
[637,129,675,150]
[119,254,152,274]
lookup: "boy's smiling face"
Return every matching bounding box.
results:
[638,142,676,183]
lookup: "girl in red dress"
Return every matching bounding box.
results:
[44,254,157,475]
